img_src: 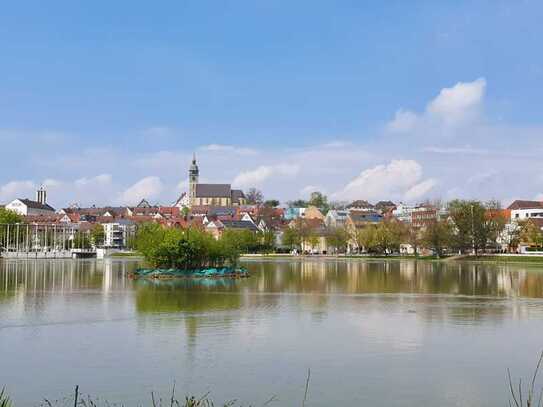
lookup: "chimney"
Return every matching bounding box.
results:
[36,187,47,205]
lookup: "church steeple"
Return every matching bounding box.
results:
[189,153,199,203]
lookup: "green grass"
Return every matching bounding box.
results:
[109,251,142,258]
[461,255,543,264]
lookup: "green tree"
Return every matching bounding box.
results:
[373,220,406,254]
[287,199,308,208]
[406,224,422,257]
[91,224,105,247]
[326,227,349,254]
[448,200,506,255]
[258,230,276,253]
[519,220,543,248]
[308,191,330,213]
[422,220,453,257]
[134,224,242,269]
[353,226,376,253]
[0,208,22,224]
[282,227,301,250]
[245,188,264,205]
[306,232,320,253]
[264,199,280,208]
[73,232,91,249]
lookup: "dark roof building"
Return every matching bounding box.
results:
[507,200,543,210]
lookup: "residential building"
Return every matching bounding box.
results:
[205,219,258,239]
[507,200,543,221]
[303,206,325,220]
[374,200,397,213]
[284,207,305,220]
[324,210,349,228]
[103,220,136,248]
[411,206,438,228]
[392,203,415,223]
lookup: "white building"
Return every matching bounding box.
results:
[507,200,543,221]
[5,187,55,216]
[392,203,415,223]
[103,220,135,248]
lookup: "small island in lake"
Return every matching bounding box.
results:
[130,223,250,279]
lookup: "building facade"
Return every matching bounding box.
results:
[186,155,246,207]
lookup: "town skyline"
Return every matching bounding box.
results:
[1,1,542,207]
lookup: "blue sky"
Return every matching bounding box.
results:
[1,1,542,207]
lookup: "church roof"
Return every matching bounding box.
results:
[18,199,55,212]
[195,184,231,198]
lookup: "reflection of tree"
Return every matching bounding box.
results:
[134,279,243,314]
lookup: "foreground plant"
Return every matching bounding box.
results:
[0,388,12,407]
[508,351,543,407]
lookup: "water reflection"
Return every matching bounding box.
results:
[2,258,543,407]
[2,258,543,323]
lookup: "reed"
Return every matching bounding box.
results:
[508,351,543,407]
[0,388,12,407]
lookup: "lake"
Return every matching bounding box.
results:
[2,258,543,406]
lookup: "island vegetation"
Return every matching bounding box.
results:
[133,222,273,270]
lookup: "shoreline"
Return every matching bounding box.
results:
[240,253,543,265]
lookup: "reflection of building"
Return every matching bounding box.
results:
[183,155,246,207]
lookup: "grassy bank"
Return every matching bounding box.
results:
[241,253,543,265]
[460,255,543,264]
[109,251,143,258]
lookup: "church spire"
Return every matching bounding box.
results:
[189,154,199,204]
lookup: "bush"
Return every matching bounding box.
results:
[134,224,241,269]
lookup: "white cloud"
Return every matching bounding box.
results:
[3,78,543,206]
[387,109,419,133]
[333,160,435,202]
[427,78,486,124]
[75,174,113,188]
[536,193,543,201]
[200,144,258,155]
[422,146,488,155]
[386,78,486,133]
[404,179,438,202]
[0,180,36,202]
[119,176,163,205]
[232,164,299,188]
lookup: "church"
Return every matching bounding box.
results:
[177,155,246,208]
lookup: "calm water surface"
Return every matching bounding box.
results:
[2,258,543,406]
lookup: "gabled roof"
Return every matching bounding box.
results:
[375,200,396,210]
[195,184,231,198]
[348,211,383,223]
[507,200,543,210]
[326,210,349,219]
[347,200,374,209]
[220,220,259,231]
[231,189,246,203]
[137,199,152,208]
[18,199,55,211]
[208,206,237,217]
